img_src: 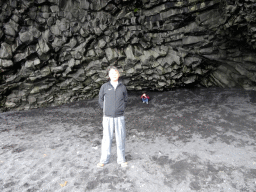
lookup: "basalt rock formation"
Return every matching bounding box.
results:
[0,0,256,112]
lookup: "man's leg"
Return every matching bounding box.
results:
[100,116,114,164]
[114,116,126,164]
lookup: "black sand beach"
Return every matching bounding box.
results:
[1,87,256,192]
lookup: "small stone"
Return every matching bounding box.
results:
[50,5,59,13]
[5,102,16,108]
[0,59,13,68]
[0,42,12,59]
[25,60,34,69]
[19,31,33,43]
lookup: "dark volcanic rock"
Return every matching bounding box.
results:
[0,0,256,112]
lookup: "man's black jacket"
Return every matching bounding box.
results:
[98,79,128,117]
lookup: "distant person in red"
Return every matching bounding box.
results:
[141,93,149,104]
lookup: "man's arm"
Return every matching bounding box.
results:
[124,86,128,109]
[98,85,104,109]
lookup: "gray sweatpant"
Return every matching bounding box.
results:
[100,115,126,164]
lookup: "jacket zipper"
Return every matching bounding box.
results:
[110,81,120,117]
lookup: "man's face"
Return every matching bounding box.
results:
[109,69,120,82]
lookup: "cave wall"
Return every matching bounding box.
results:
[0,0,256,112]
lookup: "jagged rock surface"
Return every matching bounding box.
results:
[0,0,256,112]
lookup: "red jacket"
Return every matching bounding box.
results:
[141,95,150,99]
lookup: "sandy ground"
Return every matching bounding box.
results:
[0,87,256,192]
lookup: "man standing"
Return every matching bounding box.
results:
[97,66,128,168]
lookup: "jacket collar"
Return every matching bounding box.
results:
[109,79,122,85]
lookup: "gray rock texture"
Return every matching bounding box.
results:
[0,0,256,112]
